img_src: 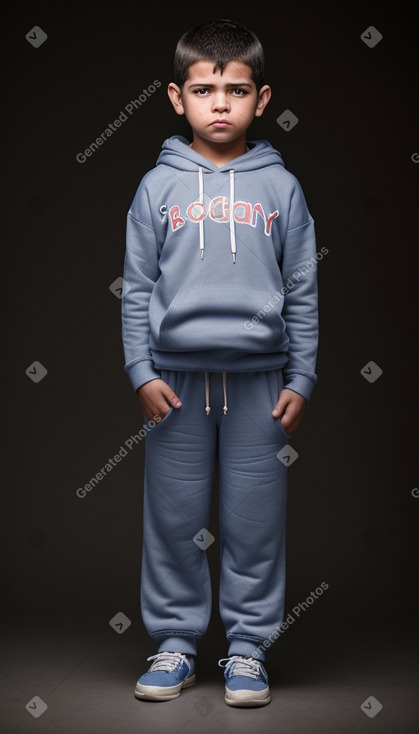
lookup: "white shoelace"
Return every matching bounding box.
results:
[218,655,265,679]
[146,651,188,672]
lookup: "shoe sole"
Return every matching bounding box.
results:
[225,688,271,707]
[134,673,196,701]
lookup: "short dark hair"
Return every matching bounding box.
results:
[174,18,265,90]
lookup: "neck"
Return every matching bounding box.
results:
[190,133,248,167]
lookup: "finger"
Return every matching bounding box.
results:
[272,389,295,417]
[162,388,182,408]
[153,398,172,419]
[272,399,286,417]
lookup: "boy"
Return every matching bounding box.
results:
[121,18,319,708]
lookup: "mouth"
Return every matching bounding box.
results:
[211,120,231,128]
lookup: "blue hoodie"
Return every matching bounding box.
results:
[121,135,319,401]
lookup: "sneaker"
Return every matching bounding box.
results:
[135,651,196,701]
[218,655,271,707]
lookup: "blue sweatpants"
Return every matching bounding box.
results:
[140,368,291,662]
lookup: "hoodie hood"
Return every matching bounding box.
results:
[156,136,285,262]
[156,134,285,173]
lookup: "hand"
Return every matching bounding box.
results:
[137,379,182,422]
[272,388,306,434]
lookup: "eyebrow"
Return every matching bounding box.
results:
[187,82,253,89]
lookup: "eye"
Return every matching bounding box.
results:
[231,88,247,96]
[193,88,210,96]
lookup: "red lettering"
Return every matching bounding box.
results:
[265,210,279,235]
[187,201,206,222]
[169,205,185,231]
[233,201,252,224]
[251,203,279,234]
[251,203,266,229]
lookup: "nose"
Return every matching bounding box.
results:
[211,92,230,113]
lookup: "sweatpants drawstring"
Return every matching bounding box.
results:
[222,372,228,414]
[205,371,211,415]
[204,372,228,415]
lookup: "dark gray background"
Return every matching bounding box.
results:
[2,1,418,732]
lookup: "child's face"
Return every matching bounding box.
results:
[168,60,270,146]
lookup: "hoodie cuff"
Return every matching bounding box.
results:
[125,360,161,393]
[283,372,317,402]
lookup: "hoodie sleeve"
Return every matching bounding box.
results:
[280,178,319,402]
[121,186,161,392]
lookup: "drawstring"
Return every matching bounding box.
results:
[198,166,204,260]
[197,167,236,263]
[223,371,228,414]
[205,371,211,415]
[229,170,236,263]
[204,372,228,415]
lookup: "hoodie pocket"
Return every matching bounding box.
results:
[153,285,289,353]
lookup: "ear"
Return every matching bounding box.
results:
[167,82,185,116]
[254,84,271,118]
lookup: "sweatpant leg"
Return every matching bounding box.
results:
[217,369,291,661]
[140,369,217,656]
